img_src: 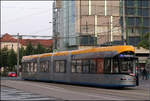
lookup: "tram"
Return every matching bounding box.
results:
[22,45,138,87]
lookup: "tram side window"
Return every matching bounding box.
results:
[27,63,30,73]
[82,60,90,73]
[54,60,66,73]
[104,59,111,73]
[22,63,27,72]
[71,59,97,73]
[76,60,82,73]
[72,60,76,72]
[33,62,37,72]
[113,59,119,73]
[40,61,49,72]
[90,59,97,73]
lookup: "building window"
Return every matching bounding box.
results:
[138,8,142,16]
[135,18,140,25]
[143,18,150,27]
[142,8,149,17]
[125,0,134,7]
[128,17,135,26]
[142,1,149,7]
[54,60,66,73]
[143,28,149,34]
[126,8,135,15]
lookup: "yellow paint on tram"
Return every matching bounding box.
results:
[22,45,135,61]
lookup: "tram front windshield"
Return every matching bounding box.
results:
[119,58,136,74]
[112,56,136,75]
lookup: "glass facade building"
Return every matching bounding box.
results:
[53,0,150,51]
[120,0,150,46]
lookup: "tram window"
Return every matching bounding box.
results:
[22,63,24,72]
[60,61,65,72]
[55,61,60,72]
[82,60,90,73]
[113,59,119,73]
[104,59,111,73]
[119,58,134,74]
[27,63,30,72]
[31,62,34,72]
[76,60,82,73]
[90,59,97,73]
[54,60,66,73]
[40,61,49,72]
[97,59,104,74]
[72,60,76,73]
[24,63,28,72]
[34,62,37,72]
[22,63,25,72]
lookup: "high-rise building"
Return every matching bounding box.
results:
[53,0,150,51]
[122,0,150,45]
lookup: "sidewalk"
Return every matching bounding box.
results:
[137,77,150,89]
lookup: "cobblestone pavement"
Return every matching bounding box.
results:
[1,86,61,100]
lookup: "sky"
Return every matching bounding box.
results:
[1,1,54,39]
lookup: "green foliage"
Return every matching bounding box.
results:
[25,42,35,55]
[0,47,9,68]
[0,41,52,72]
[46,45,53,53]
[138,33,150,49]
[35,43,46,54]
[7,48,17,71]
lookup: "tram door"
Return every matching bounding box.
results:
[97,59,104,73]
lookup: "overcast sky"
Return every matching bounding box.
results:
[1,1,54,38]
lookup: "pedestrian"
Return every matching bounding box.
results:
[136,73,139,86]
[142,68,147,80]
[146,70,149,80]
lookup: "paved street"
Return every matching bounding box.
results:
[1,77,150,100]
[1,86,61,101]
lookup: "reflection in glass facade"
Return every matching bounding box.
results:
[121,0,150,46]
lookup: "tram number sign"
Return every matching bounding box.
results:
[119,54,134,58]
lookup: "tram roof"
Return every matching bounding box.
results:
[71,45,134,55]
[22,45,135,61]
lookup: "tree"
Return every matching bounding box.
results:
[45,45,53,53]
[7,48,17,71]
[35,43,46,54]
[25,42,35,55]
[138,32,150,49]
[0,47,9,68]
